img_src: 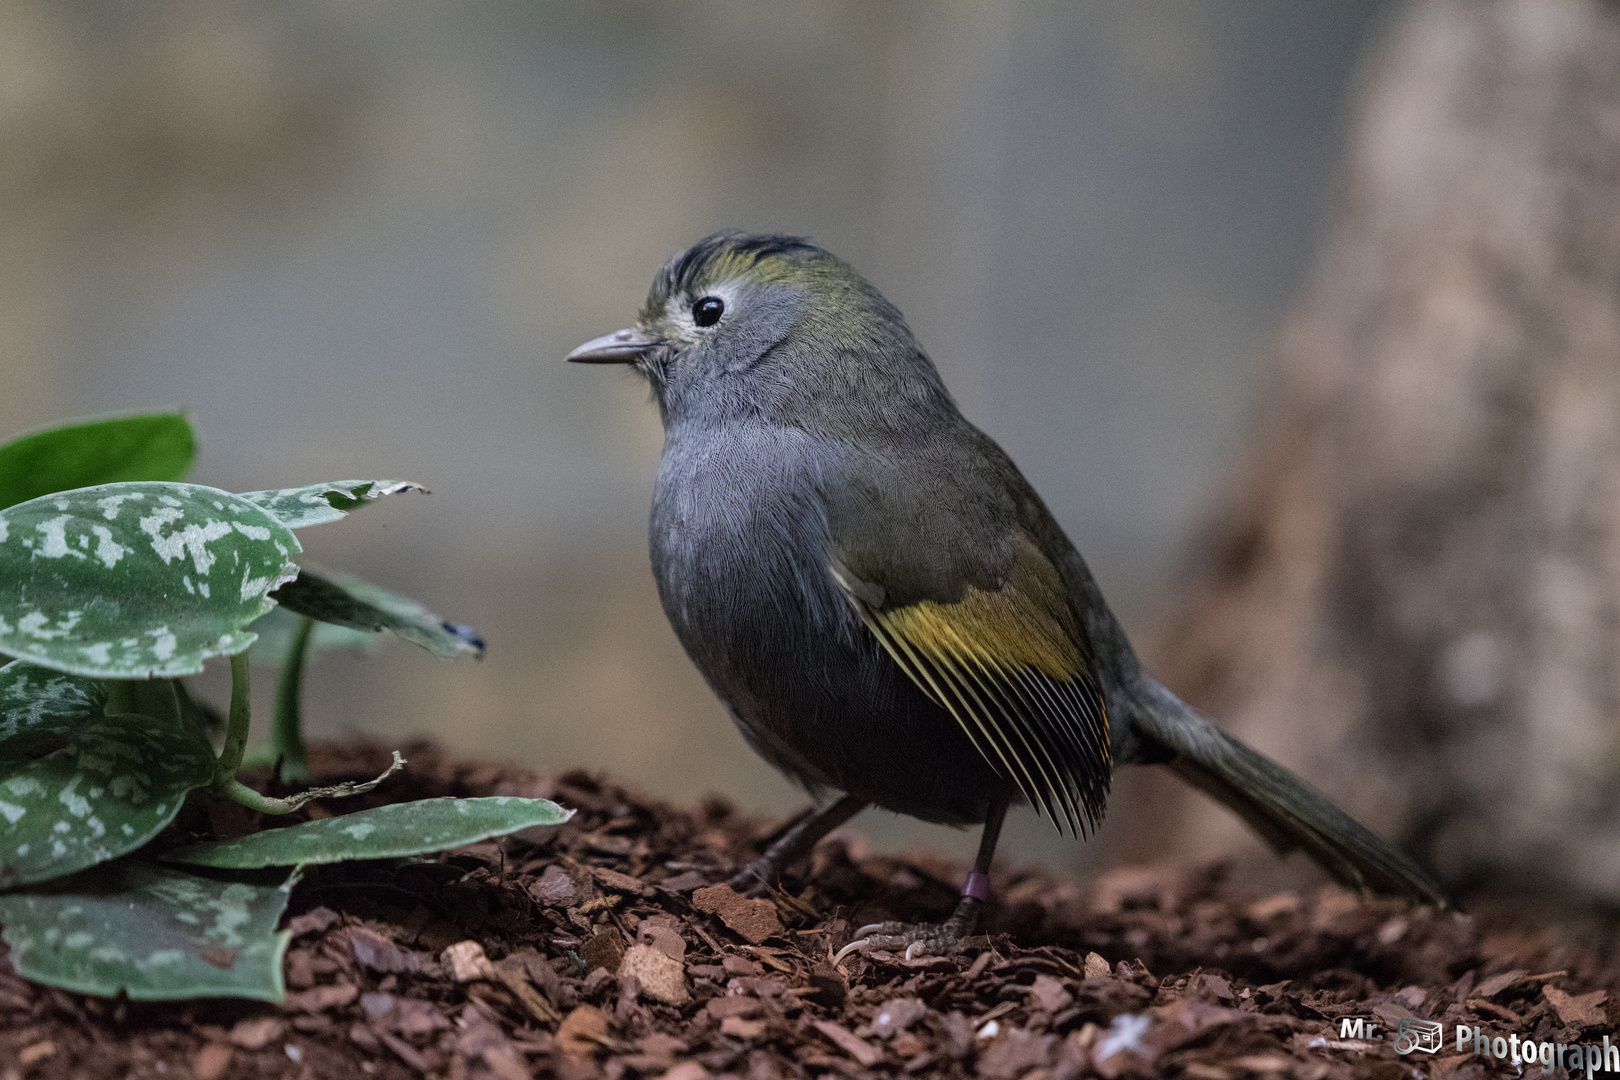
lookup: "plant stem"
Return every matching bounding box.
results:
[216,751,406,816]
[215,778,295,815]
[212,648,406,815]
[272,615,315,782]
[216,651,252,782]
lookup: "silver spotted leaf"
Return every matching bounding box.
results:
[163,796,571,868]
[0,482,301,677]
[0,863,295,1001]
[0,700,216,887]
[239,480,424,530]
[268,566,485,660]
[0,660,107,770]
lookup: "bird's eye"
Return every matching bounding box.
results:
[692,296,724,327]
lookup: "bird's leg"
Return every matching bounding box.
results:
[727,794,866,896]
[835,797,1009,963]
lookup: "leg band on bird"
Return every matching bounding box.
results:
[961,871,992,901]
[834,796,1013,963]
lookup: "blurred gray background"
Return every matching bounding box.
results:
[0,1,1389,870]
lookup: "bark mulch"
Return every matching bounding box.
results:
[1,742,1616,1080]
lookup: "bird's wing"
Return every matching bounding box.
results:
[830,533,1110,835]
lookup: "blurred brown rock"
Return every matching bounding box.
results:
[1148,0,1620,905]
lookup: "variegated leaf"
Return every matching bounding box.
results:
[239,480,424,530]
[0,863,296,1001]
[0,482,300,678]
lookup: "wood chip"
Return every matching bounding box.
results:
[442,939,496,982]
[691,883,783,944]
[706,995,764,1020]
[556,1005,610,1057]
[720,1016,766,1039]
[871,996,928,1037]
[742,945,795,973]
[722,955,763,977]
[1545,985,1608,1027]
[392,997,452,1035]
[1188,972,1234,1002]
[1467,998,1522,1023]
[639,923,687,962]
[811,1019,883,1067]
[350,926,435,974]
[1026,974,1071,1013]
[619,943,690,1006]
[529,864,578,906]
[19,1041,55,1065]
[661,1062,712,1080]
[1231,1054,1291,1073]
[1247,893,1301,920]
[978,1028,1057,1080]
[1083,952,1111,979]
[229,1016,285,1049]
[284,982,359,1012]
[581,926,628,972]
[594,865,648,894]
[494,957,564,1024]
[1475,968,1528,998]
[377,1029,432,1072]
[288,907,340,936]
[459,1005,529,1080]
[657,870,709,892]
[963,951,998,982]
[191,1044,232,1080]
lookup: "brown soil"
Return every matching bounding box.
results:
[1,742,1616,1080]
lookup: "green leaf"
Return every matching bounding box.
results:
[0,482,300,677]
[0,414,196,511]
[240,480,425,530]
[102,678,217,741]
[0,863,296,1001]
[162,796,571,868]
[270,614,316,783]
[0,660,107,769]
[0,697,216,887]
[269,566,485,660]
[246,606,377,663]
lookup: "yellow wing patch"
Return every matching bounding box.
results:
[877,586,1082,681]
[832,538,1110,835]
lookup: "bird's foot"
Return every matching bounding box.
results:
[834,897,982,964]
[725,858,776,898]
[725,797,867,898]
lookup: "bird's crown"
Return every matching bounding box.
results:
[641,232,828,320]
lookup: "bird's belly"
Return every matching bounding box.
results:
[651,479,1012,825]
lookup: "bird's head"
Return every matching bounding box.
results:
[568,232,950,432]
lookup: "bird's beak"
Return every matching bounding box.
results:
[566,327,655,364]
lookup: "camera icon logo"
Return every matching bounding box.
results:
[1394,1018,1444,1055]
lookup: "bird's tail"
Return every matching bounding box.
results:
[1126,677,1451,909]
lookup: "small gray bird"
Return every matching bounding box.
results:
[568,233,1446,955]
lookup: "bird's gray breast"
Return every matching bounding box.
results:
[651,422,849,639]
[649,424,860,756]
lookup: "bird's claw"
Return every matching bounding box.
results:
[725,860,774,897]
[834,920,965,965]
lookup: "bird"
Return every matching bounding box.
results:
[566,232,1448,956]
